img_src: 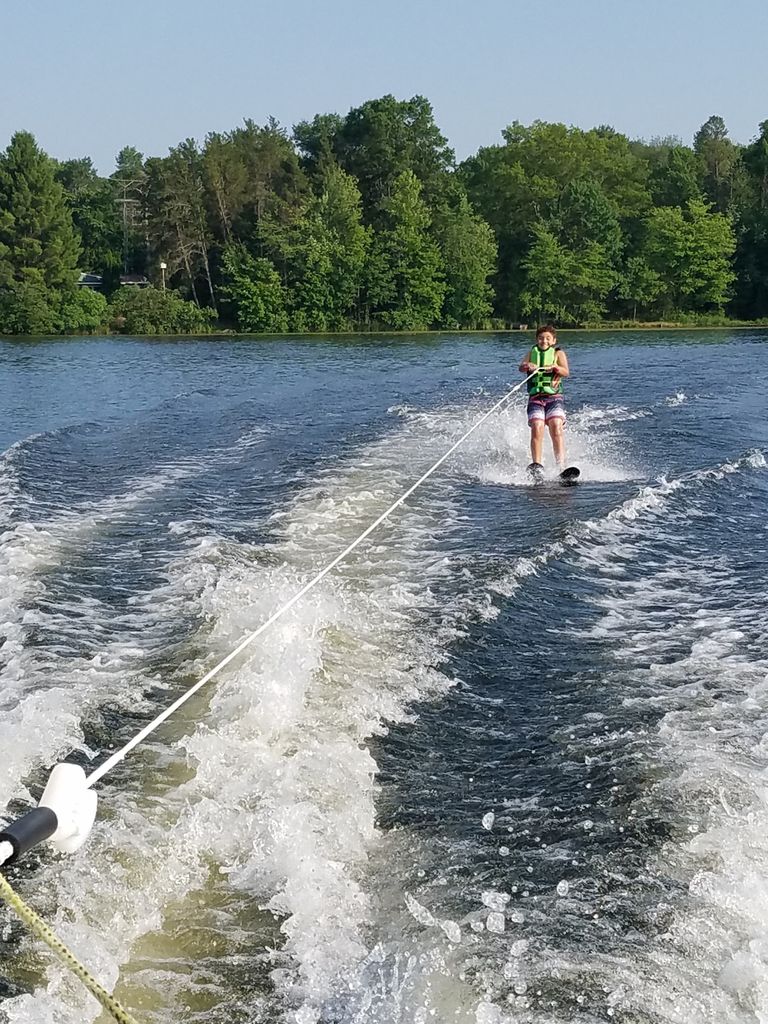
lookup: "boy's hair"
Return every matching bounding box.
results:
[536,323,557,340]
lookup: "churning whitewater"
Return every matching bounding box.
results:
[0,332,767,1024]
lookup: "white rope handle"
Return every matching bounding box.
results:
[86,372,537,788]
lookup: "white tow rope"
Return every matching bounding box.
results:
[85,371,537,788]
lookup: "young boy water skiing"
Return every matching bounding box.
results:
[519,324,571,479]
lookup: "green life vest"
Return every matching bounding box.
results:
[527,344,562,396]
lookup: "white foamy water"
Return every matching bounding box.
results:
[482,450,768,1023]
[572,388,694,426]
[390,397,639,488]
[0,434,265,809]
[491,450,765,600]
[1,405,500,1024]
[3,367,766,1024]
[582,484,768,1021]
[5,391,647,1022]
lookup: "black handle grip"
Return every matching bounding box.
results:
[0,808,58,865]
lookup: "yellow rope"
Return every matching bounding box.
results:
[0,871,141,1024]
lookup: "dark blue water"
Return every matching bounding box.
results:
[1,331,766,1024]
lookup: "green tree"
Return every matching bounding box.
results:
[562,241,617,322]
[742,120,768,212]
[732,120,768,316]
[220,244,288,332]
[520,223,616,324]
[733,209,768,317]
[322,95,454,219]
[649,146,704,208]
[366,170,445,329]
[111,146,147,274]
[617,256,662,319]
[55,157,122,288]
[144,140,217,307]
[228,118,308,240]
[287,165,370,330]
[433,193,496,327]
[461,121,650,318]
[555,177,623,261]
[201,131,247,245]
[292,113,345,179]
[643,199,736,311]
[0,131,81,292]
[519,223,569,322]
[693,115,740,213]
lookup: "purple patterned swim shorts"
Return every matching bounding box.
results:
[527,395,566,423]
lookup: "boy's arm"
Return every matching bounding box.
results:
[553,348,570,377]
[519,349,534,373]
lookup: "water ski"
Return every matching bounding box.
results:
[526,462,545,483]
[559,466,580,486]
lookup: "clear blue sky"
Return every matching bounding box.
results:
[3,0,767,172]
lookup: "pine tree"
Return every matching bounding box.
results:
[0,131,80,291]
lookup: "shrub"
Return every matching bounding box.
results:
[60,288,109,333]
[109,287,216,334]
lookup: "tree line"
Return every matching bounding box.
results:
[1,96,767,335]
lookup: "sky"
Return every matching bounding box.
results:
[2,0,767,173]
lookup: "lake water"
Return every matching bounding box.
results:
[0,330,767,1024]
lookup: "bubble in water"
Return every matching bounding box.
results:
[556,880,570,897]
[487,912,506,934]
[510,939,529,957]
[439,919,461,943]
[482,812,495,831]
[482,890,510,911]
[405,893,435,927]
[514,981,528,996]
[499,846,510,856]
[475,1002,502,1024]
[295,1007,320,1024]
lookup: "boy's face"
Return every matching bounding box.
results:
[537,331,556,349]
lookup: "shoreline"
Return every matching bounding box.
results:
[2,323,768,341]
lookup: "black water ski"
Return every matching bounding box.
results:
[527,462,545,484]
[559,466,581,486]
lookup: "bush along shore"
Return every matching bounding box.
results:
[2,99,768,336]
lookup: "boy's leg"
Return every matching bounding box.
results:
[547,417,565,468]
[527,397,545,464]
[530,420,545,464]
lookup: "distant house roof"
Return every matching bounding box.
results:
[77,272,103,289]
[119,274,150,287]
